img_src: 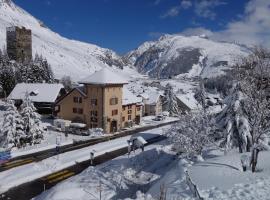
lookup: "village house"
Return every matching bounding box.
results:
[138,91,163,116]
[7,83,66,113]
[122,85,142,128]
[55,68,142,133]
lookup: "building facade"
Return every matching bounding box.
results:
[6,26,32,63]
[55,68,142,133]
[139,92,163,116]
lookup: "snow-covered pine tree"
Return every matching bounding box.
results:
[61,75,73,92]
[20,92,44,145]
[163,83,180,116]
[235,48,270,171]
[0,100,24,149]
[219,86,252,153]
[0,60,17,96]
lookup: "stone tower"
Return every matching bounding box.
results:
[6,26,32,63]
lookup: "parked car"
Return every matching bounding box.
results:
[66,123,89,136]
[153,115,165,121]
[88,128,104,137]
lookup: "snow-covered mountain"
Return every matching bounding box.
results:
[0,0,131,81]
[126,34,250,78]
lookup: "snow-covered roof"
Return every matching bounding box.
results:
[177,93,201,110]
[122,85,142,106]
[139,91,163,105]
[8,83,64,103]
[79,68,128,85]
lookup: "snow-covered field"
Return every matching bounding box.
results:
[189,149,270,200]
[34,140,175,200]
[0,125,171,194]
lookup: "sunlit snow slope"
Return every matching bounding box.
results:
[0,0,129,80]
[127,34,249,78]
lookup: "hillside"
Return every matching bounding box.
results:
[126,34,249,78]
[0,0,132,81]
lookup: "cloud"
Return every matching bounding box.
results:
[181,0,270,48]
[45,1,51,6]
[161,6,181,18]
[181,27,214,37]
[194,0,227,20]
[181,0,192,9]
[154,0,161,6]
[161,0,225,19]
[148,32,166,38]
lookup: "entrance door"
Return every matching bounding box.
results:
[135,115,140,125]
[110,120,117,133]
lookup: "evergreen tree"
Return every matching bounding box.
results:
[20,93,44,145]
[163,83,180,116]
[0,100,24,149]
[61,75,73,92]
[0,61,16,97]
[217,85,252,153]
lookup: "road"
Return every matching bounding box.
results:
[0,135,166,200]
[0,120,178,172]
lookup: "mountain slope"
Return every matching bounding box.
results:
[126,34,249,78]
[0,0,130,81]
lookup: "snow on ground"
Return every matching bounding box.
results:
[0,126,171,194]
[188,148,270,200]
[34,139,178,200]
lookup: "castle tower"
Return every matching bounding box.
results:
[6,26,32,63]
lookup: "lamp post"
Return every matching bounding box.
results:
[90,151,94,166]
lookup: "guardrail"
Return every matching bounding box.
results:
[185,171,204,200]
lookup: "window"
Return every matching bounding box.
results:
[91,99,97,106]
[112,109,118,116]
[128,110,132,114]
[122,106,126,111]
[73,97,82,103]
[73,108,77,113]
[73,97,78,103]
[110,97,118,105]
[55,105,60,112]
[90,117,98,123]
[122,117,125,122]
[137,106,141,111]
[128,115,132,120]
[78,108,83,114]
[128,105,132,109]
[90,111,98,116]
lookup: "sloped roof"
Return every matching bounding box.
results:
[8,83,64,103]
[122,85,142,106]
[139,91,163,104]
[79,68,128,85]
[177,93,201,110]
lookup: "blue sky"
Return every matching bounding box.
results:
[13,0,269,54]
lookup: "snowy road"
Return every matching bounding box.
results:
[0,126,170,196]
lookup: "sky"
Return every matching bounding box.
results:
[13,0,270,54]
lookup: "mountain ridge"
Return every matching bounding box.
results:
[126,33,250,78]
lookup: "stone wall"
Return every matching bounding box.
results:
[6,26,32,63]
